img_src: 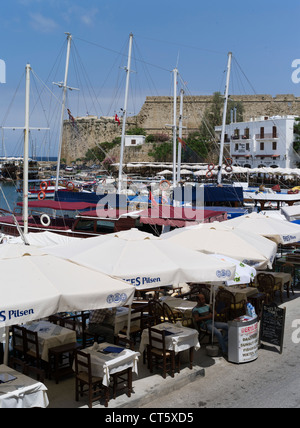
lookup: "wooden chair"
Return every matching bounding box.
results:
[280,262,296,297]
[111,367,133,400]
[81,312,104,348]
[256,273,276,304]
[215,288,246,321]
[148,300,164,325]
[119,304,151,344]
[114,334,135,350]
[10,325,27,373]
[74,350,109,408]
[147,327,178,379]
[23,329,46,382]
[48,342,82,384]
[162,302,177,324]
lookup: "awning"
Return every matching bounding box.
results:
[17,201,98,211]
[139,207,227,227]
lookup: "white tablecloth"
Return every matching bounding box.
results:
[24,320,77,362]
[76,343,140,387]
[0,365,49,408]
[114,307,140,334]
[139,322,200,354]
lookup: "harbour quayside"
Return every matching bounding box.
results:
[2,38,300,242]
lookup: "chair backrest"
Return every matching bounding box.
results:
[148,300,164,325]
[24,329,40,365]
[74,350,92,382]
[257,273,275,291]
[11,325,25,353]
[280,262,295,276]
[162,302,177,324]
[148,327,166,351]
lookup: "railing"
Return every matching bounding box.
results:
[255,133,278,139]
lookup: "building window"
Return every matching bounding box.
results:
[235,143,238,151]
[234,129,240,139]
[260,142,264,150]
[246,143,250,151]
[272,141,277,150]
[272,126,277,138]
[260,127,264,138]
[131,139,136,145]
[244,128,250,139]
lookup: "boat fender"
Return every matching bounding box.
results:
[40,214,51,227]
[225,158,233,173]
[40,181,48,191]
[159,179,170,191]
[67,181,75,191]
[38,191,46,200]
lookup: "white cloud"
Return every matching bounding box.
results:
[29,12,58,33]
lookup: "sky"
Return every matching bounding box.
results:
[1,0,300,157]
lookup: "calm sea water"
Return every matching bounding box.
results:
[0,182,22,212]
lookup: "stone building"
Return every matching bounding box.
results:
[61,94,300,164]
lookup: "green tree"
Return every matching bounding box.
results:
[181,131,209,163]
[148,142,173,162]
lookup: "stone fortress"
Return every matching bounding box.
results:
[61,94,300,164]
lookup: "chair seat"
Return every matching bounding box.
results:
[77,371,103,384]
[151,347,172,358]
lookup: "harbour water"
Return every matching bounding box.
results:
[0,182,21,212]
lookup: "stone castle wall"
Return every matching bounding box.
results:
[62,94,300,164]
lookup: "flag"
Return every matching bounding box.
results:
[115,114,120,126]
[67,108,78,133]
[67,108,75,125]
[178,137,187,150]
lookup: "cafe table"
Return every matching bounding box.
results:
[0,364,49,408]
[225,285,259,303]
[139,322,200,368]
[255,271,292,293]
[76,342,140,387]
[23,320,77,362]
[114,307,141,334]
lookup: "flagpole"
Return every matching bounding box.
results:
[118,33,133,195]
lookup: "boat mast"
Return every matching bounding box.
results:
[118,32,133,194]
[172,67,178,188]
[217,51,232,185]
[176,88,184,184]
[23,63,31,235]
[55,33,72,192]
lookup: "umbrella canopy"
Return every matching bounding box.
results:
[8,231,82,247]
[45,228,236,290]
[162,222,277,270]
[208,254,256,286]
[223,212,300,244]
[0,248,135,328]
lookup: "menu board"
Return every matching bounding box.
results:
[259,303,286,354]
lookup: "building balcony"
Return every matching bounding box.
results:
[254,133,279,139]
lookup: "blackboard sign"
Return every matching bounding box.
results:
[259,303,286,354]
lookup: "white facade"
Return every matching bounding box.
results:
[124,135,145,147]
[215,115,298,169]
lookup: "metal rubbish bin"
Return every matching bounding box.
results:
[228,316,259,363]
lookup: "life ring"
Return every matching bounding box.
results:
[40,181,48,191]
[38,191,46,200]
[40,214,51,227]
[159,179,170,191]
[206,163,215,179]
[67,181,75,191]
[225,158,233,173]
